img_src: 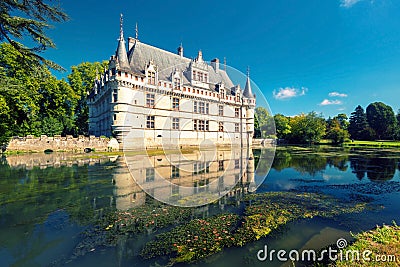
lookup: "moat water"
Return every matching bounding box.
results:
[1,147,400,267]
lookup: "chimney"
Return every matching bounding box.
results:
[211,58,219,73]
[177,44,183,57]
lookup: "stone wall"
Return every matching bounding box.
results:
[3,152,115,170]
[6,135,120,152]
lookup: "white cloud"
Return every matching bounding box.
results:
[319,99,343,106]
[340,0,364,8]
[329,92,348,98]
[273,87,307,100]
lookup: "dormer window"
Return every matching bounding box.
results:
[174,77,181,89]
[220,89,225,99]
[148,70,156,85]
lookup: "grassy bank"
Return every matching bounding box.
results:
[333,222,400,267]
[343,140,400,148]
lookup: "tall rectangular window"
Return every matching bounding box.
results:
[193,119,197,131]
[146,115,155,129]
[198,120,205,131]
[235,108,240,118]
[172,97,179,110]
[218,160,224,171]
[146,93,155,107]
[219,105,224,116]
[192,70,196,81]
[235,159,240,169]
[199,102,205,114]
[172,118,179,130]
[219,122,224,132]
[172,184,179,195]
[146,168,155,182]
[205,120,209,131]
[206,103,209,114]
[171,165,180,179]
[113,89,118,102]
[148,71,156,85]
[194,101,198,113]
[235,123,239,132]
[174,78,181,89]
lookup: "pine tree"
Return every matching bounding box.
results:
[348,105,369,140]
[0,0,68,70]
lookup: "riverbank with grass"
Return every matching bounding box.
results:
[333,222,400,267]
[343,140,400,148]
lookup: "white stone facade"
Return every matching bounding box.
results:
[88,18,255,149]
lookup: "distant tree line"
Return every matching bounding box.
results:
[255,102,400,144]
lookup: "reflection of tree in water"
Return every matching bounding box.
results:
[366,158,396,181]
[327,156,349,171]
[349,156,397,181]
[271,150,327,176]
[254,148,275,178]
[0,162,117,252]
[350,156,369,180]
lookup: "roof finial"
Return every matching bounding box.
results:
[135,22,138,40]
[119,14,124,40]
[247,66,250,77]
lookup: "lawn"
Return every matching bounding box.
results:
[343,140,400,148]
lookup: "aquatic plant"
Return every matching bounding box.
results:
[140,192,369,265]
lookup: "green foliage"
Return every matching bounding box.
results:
[326,118,350,144]
[67,61,108,135]
[334,222,400,267]
[0,0,69,70]
[273,113,291,139]
[254,107,275,138]
[348,105,373,140]
[138,192,368,265]
[366,102,397,140]
[334,113,349,130]
[286,112,326,144]
[0,43,79,141]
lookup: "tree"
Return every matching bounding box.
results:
[287,112,326,144]
[348,105,372,140]
[326,118,349,144]
[366,102,396,140]
[334,113,349,130]
[395,109,400,140]
[0,43,78,140]
[67,61,108,135]
[254,107,275,138]
[0,0,68,69]
[273,114,291,139]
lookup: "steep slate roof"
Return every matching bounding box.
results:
[127,40,235,91]
[243,75,255,99]
[116,38,130,71]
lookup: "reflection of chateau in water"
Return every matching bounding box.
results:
[123,148,255,206]
[1,150,255,211]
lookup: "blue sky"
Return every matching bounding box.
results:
[42,0,400,118]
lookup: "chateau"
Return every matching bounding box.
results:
[88,16,255,149]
